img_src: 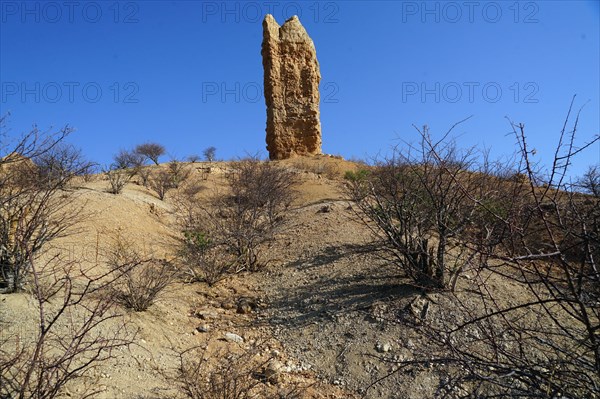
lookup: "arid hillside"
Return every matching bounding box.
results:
[1,156,368,398]
[1,151,598,399]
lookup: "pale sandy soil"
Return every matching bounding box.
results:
[0,156,544,399]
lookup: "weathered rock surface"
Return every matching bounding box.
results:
[262,14,322,160]
[224,332,244,343]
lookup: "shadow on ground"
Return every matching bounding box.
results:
[266,243,421,328]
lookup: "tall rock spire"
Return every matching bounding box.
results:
[262,15,322,160]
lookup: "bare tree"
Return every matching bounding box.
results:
[203,146,217,162]
[134,142,165,165]
[186,154,201,163]
[113,149,145,170]
[346,122,490,290]
[1,116,135,397]
[576,165,600,196]
[32,143,96,189]
[363,99,600,398]
[1,120,85,293]
[0,253,135,399]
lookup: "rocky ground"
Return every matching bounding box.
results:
[0,156,539,398]
[260,198,452,399]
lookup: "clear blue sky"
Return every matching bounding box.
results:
[1,0,599,177]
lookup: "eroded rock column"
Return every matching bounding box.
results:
[262,14,322,160]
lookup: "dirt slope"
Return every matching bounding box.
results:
[2,156,519,398]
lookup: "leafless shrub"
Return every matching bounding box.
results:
[104,165,131,194]
[316,160,341,179]
[173,344,272,399]
[168,160,191,189]
[294,158,339,179]
[187,154,201,163]
[175,191,235,285]
[216,158,296,271]
[32,143,96,189]
[0,133,134,397]
[174,158,296,276]
[433,109,599,396]
[113,149,145,170]
[106,234,175,312]
[148,169,172,201]
[1,116,68,166]
[179,233,234,286]
[0,323,23,396]
[112,259,175,312]
[148,161,190,201]
[0,254,135,399]
[137,165,152,187]
[366,99,600,397]
[347,155,370,167]
[576,165,600,196]
[134,142,165,165]
[203,146,217,162]
[346,122,494,290]
[1,121,85,293]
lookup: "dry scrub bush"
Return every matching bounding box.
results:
[113,149,145,170]
[106,234,175,311]
[104,165,131,194]
[221,159,296,270]
[0,256,135,399]
[1,121,86,293]
[168,160,192,188]
[346,122,505,290]
[174,184,235,285]
[149,169,173,200]
[175,159,296,281]
[149,161,191,201]
[173,346,270,399]
[577,165,600,196]
[363,99,600,397]
[1,116,134,398]
[431,117,599,397]
[137,165,152,187]
[210,159,296,272]
[187,154,201,163]
[293,158,339,179]
[171,342,305,399]
[32,143,95,189]
[180,228,235,286]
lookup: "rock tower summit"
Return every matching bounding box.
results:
[262,14,322,160]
